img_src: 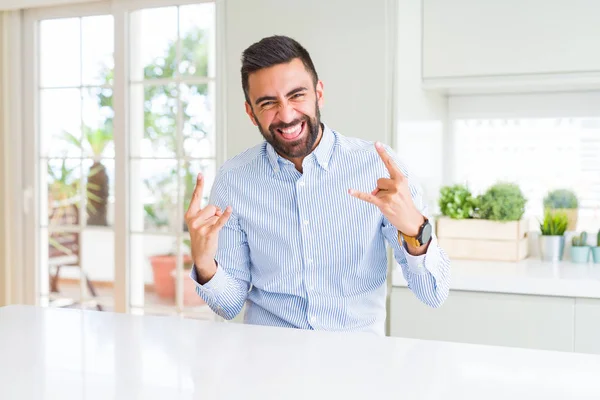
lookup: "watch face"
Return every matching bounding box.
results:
[420,221,433,244]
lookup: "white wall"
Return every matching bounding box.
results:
[395,0,447,213]
[223,0,395,158]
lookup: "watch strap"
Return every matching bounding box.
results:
[398,217,429,247]
[399,231,422,247]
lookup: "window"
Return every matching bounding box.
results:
[450,100,600,233]
[24,0,220,319]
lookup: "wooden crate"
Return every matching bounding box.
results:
[436,217,529,261]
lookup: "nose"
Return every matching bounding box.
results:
[277,101,296,124]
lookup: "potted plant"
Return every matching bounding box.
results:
[161,239,205,306]
[543,189,579,231]
[539,209,569,262]
[570,232,590,263]
[592,230,600,264]
[438,184,477,220]
[180,239,206,306]
[145,170,179,299]
[436,182,529,261]
[149,246,193,299]
[475,182,527,221]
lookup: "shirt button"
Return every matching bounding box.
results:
[299,181,305,187]
[304,220,309,225]
[323,162,328,168]
[309,315,316,323]
[307,258,313,264]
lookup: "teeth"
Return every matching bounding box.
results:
[281,123,301,135]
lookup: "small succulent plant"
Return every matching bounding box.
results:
[572,232,588,247]
[539,209,568,236]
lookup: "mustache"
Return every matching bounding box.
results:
[269,117,308,132]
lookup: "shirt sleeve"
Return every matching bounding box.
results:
[189,169,251,320]
[380,145,451,308]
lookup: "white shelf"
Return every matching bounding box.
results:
[392,257,600,299]
[422,72,600,95]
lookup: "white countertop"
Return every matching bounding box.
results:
[2,305,600,399]
[393,258,600,298]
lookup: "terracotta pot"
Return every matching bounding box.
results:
[183,270,206,307]
[168,267,206,307]
[149,255,176,299]
[149,254,193,299]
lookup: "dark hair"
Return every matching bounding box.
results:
[241,35,319,104]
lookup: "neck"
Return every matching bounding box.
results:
[285,123,324,173]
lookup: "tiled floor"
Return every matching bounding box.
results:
[49,281,219,321]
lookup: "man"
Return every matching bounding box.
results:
[186,35,450,335]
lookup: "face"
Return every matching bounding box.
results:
[245,58,324,160]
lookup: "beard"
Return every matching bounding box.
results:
[255,101,322,159]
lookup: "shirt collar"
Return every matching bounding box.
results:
[265,123,335,173]
[313,123,335,170]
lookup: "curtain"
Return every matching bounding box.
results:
[0,11,10,306]
[0,10,24,306]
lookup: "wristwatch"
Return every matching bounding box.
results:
[399,218,432,247]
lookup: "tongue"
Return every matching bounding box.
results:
[280,124,301,139]
[282,131,298,139]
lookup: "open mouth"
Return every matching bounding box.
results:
[276,120,306,142]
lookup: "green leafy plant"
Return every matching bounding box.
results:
[543,189,578,209]
[47,159,102,225]
[60,126,112,226]
[539,209,568,236]
[597,229,600,247]
[476,182,527,221]
[140,27,210,231]
[572,232,588,247]
[438,184,477,219]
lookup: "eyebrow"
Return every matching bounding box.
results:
[255,87,308,106]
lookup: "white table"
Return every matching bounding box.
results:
[1,305,600,399]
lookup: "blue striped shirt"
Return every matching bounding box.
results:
[190,124,451,335]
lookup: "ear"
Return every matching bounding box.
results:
[245,102,258,126]
[315,80,324,109]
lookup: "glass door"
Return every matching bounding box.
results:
[23,0,221,321]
